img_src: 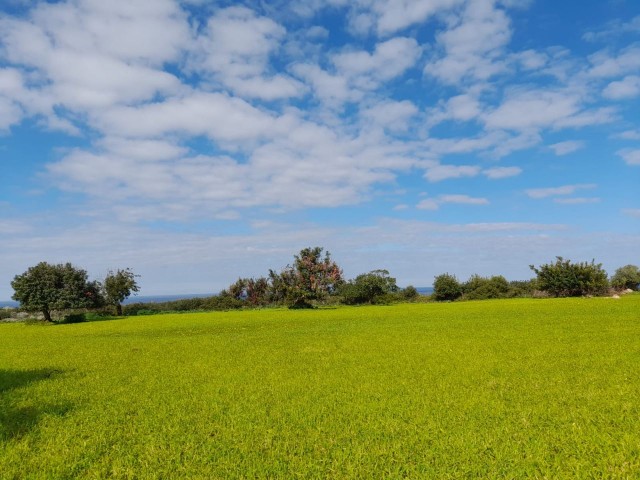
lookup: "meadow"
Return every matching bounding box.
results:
[1,296,639,479]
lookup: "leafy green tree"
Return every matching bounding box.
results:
[340,269,398,305]
[104,268,140,316]
[529,257,609,297]
[611,265,640,291]
[11,262,103,322]
[433,273,463,301]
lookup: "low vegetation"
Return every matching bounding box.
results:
[1,296,639,478]
[7,250,638,320]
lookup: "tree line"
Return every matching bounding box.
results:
[432,258,639,301]
[6,250,640,322]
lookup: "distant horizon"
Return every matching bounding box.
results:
[1,287,437,307]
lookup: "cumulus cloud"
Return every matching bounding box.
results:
[483,89,612,132]
[424,0,512,84]
[190,6,304,100]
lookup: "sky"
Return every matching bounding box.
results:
[1,0,639,299]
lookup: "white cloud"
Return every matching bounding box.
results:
[525,184,597,199]
[553,197,600,205]
[483,90,613,131]
[439,194,489,205]
[416,193,490,209]
[425,164,481,182]
[615,129,640,140]
[416,198,439,210]
[583,16,640,43]
[549,140,585,156]
[588,45,640,78]
[424,0,512,84]
[482,166,522,179]
[623,209,640,219]
[0,0,190,128]
[190,6,304,100]
[372,0,465,35]
[603,75,640,100]
[94,92,292,143]
[333,37,421,85]
[360,99,418,132]
[618,149,640,166]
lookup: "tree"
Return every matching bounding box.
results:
[433,273,463,301]
[276,247,343,308]
[611,265,640,291]
[11,262,103,322]
[103,268,140,316]
[339,269,398,305]
[529,257,609,297]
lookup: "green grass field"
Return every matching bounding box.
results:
[1,296,639,479]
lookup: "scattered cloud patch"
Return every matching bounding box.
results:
[425,164,481,182]
[603,76,640,100]
[526,184,597,199]
[617,149,640,166]
[554,197,601,205]
[549,141,585,156]
[482,166,522,179]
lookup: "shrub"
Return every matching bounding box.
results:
[433,274,463,301]
[400,285,419,301]
[339,270,398,305]
[611,265,640,291]
[529,257,609,297]
[462,275,510,300]
[507,279,538,297]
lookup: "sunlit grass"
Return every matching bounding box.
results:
[1,296,639,478]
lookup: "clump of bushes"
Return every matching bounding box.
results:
[529,257,609,297]
[340,270,398,305]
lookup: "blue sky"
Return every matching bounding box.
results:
[1,0,639,299]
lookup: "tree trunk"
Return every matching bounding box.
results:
[116,303,123,316]
[42,309,52,322]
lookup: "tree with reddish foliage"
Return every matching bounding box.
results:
[284,247,344,308]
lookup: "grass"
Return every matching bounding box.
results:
[1,296,639,479]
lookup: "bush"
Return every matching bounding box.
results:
[400,285,419,301]
[433,274,463,301]
[462,275,510,300]
[507,279,538,297]
[611,265,640,291]
[339,270,398,305]
[530,257,609,297]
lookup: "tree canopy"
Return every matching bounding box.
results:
[611,265,640,291]
[11,262,102,322]
[103,268,140,316]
